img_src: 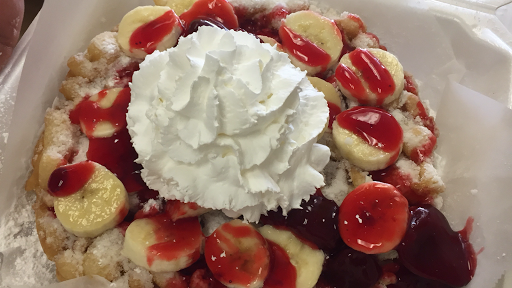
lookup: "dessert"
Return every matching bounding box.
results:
[23,0,478,287]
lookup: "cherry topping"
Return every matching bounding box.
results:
[388,265,453,288]
[321,248,382,288]
[286,195,342,252]
[180,0,239,30]
[336,106,403,153]
[338,182,409,254]
[279,24,331,68]
[396,205,476,287]
[47,161,95,197]
[183,17,228,37]
[129,10,182,54]
[263,240,297,288]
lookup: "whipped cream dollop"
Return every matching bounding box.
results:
[127,26,330,222]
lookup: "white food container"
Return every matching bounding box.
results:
[1,0,512,287]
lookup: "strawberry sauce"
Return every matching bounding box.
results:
[69,88,131,136]
[180,0,239,30]
[263,240,297,288]
[146,215,203,267]
[279,25,331,68]
[336,49,395,105]
[336,106,403,153]
[327,102,342,129]
[129,10,181,55]
[47,161,95,197]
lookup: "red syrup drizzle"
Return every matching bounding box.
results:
[327,102,341,129]
[47,161,95,197]
[370,165,433,205]
[180,0,239,30]
[69,88,131,136]
[235,6,289,41]
[279,24,331,68]
[336,48,395,105]
[397,205,477,287]
[129,10,182,55]
[70,88,146,193]
[146,215,203,267]
[336,106,403,153]
[263,240,297,288]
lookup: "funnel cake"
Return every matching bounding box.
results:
[24,0,475,287]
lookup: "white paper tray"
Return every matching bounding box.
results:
[1,0,512,287]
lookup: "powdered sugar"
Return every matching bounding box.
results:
[0,192,56,287]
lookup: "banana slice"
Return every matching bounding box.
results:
[205,219,270,288]
[154,0,196,15]
[280,10,343,75]
[117,6,183,59]
[308,76,342,138]
[52,161,129,238]
[70,87,131,138]
[165,200,210,221]
[259,225,324,288]
[123,216,203,272]
[259,35,284,52]
[335,48,404,107]
[332,106,403,171]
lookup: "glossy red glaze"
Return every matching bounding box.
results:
[397,205,477,287]
[166,200,204,221]
[263,240,297,288]
[370,165,432,205]
[327,102,342,129]
[336,106,403,153]
[180,0,239,30]
[349,48,395,105]
[146,215,203,267]
[339,182,409,254]
[347,14,366,33]
[235,5,288,41]
[69,88,131,137]
[335,63,367,102]
[205,221,270,287]
[129,10,181,55]
[409,133,437,164]
[86,128,145,193]
[404,74,418,95]
[279,24,331,68]
[47,161,95,197]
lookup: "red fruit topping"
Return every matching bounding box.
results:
[235,6,288,41]
[180,0,239,30]
[388,265,454,288]
[114,62,140,87]
[347,14,366,33]
[340,30,356,57]
[164,273,189,288]
[397,205,477,287]
[184,17,228,37]
[205,220,270,288]
[279,24,331,68]
[404,74,418,95]
[87,128,144,193]
[146,215,203,267]
[117,221,132,236]
[325,74,337,87]
[286,195,342,252]
[370,165,432,205]
[409,132,437,164]
[47,161,95,197]
[338,182,409,254]
[321,248,381,288]
[336,48,395,105]
[263,240,297,288]
[336,106,403,153]
[165,200,208,221]
[130,10,182,54]
[69,88,131,137]
[327,101,342,129]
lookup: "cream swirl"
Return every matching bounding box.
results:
[127,26,330,222]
